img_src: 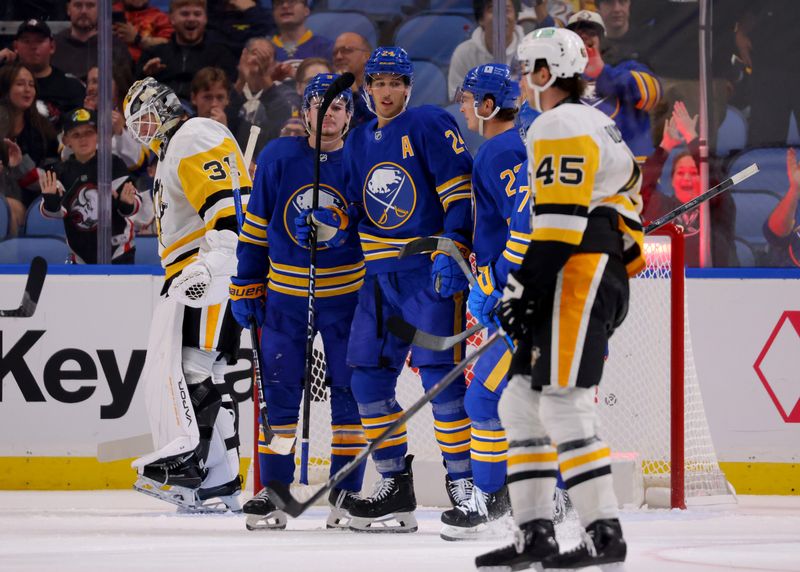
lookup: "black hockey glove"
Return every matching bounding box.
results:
[496,272,535,342]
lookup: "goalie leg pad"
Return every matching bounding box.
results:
[498,374,557,527]
[421,365,471,480]
[540,386,618,526]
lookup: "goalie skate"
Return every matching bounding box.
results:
[348,455,418,533]
[179,476,243,514]
[133,452,207,510]
[244,487,288,530]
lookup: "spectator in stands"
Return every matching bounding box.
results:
[82,66,148,173]
[53,0,133,80]
[191,66,231,126]
[517,0,557,33]
[641,101,738,267]
[229,37,300,156]
[735,3,800,147]
[763,149,800,267]
[0,62,59,212]
[278,56,331,137]
[208,0,274,59]
[136,0,236,103]
[41,108,141,264]
[567,10,660,162]
[448,0,524,100]
[113,0,174,65]
[11,20,86,127]
[595,0,628,40]
[332,32,373,127]
[270,0,333,73]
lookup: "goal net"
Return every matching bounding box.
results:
[252,226,732,508]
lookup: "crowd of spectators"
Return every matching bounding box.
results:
[0,0,797,268]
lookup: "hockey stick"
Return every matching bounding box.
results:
[387,316,483,351]
[645,163,759,234]
[0,256,47,317]
[299,73,356,484]
[267,331,504,517]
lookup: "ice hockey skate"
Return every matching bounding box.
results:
[244,487,288,530]
[133,452,207,510]
[541,518,626,569]
[475,518,559,571]
[348,455,418,533]
[184,475,243,514]
[327,488,362,529]
[440,484,510,541]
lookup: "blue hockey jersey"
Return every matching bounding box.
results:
[494,159,532,289]
[237,136,365,303]
[342,105,474,274]
[472,127,527,274]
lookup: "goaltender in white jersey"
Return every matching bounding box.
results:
[123,77,252,512]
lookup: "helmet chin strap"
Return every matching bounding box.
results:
[474,103,500,137]
[525,73,557,112]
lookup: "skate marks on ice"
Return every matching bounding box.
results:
[1,492,800,572]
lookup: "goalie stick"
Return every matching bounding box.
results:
[0,256,47,317]
[266,331,504,518]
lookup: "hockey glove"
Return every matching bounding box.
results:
[294,206,350,248]
[467,267,502,328]
[431,239,471,297]
[496,272,535,342]
[168,229,238,307]
[229,277,266,328]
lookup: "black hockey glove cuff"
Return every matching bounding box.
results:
[496,272,535,342]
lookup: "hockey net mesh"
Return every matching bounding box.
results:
[268,233,729,503]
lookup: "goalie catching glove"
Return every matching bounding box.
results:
[496,272,535,342]
[468,267,502,328]
[167,229,238,307]
[294,206,350,248]
[229,277,266,328]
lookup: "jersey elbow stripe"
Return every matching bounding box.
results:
[241,221,267,240]
[245,212,268,226]
[436,174,471,196]
[204,205,239,231]
[198,189,235,219]
[239,232,268,247]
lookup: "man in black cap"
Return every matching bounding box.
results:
[12,20,86,127]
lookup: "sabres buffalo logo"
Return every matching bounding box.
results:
[283,183,347,248]
[363,162,416,229]
[66,182,99,231]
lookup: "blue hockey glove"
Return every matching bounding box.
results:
[294,207,350,248]
[228,277,266,328]
[496,272,534,342]
[431,244,470,297]
[467,268,502,327]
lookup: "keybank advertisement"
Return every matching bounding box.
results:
[0,273,798,465]
[0,274,256,457]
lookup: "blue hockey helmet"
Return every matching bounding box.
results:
[364,46,414,84]
[457,63,520,117]
[301,73,353,138]
[302,73,354,114]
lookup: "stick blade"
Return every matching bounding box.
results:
[398,237,443,259]
[266,480,308,518]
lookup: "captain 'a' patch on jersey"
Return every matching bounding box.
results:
[283,183,349,247]
[363,162,416,229]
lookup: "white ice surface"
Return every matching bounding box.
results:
[1,492,800,572]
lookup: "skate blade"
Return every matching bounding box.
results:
[440,522,489,541]
[133,477,198,510]
[325,506,352,529]
[349,511,418,533]
[541,559,625,571]
[178,494,242,515]
[245,510,288,531]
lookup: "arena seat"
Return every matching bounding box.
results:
[24,197,65,237]
[443,103,485,155]
[728,147,790,195]
[0,196,9,240]
[394,14,474,67]
[134,235,162,266]
[409,60,447,107]
[734,237,757,267]
[716,105,748,156]
[306,11,378,48]
[327,0,412,17]
[0,237,70,264]
[730,190,781,244]
[428,0,473,14]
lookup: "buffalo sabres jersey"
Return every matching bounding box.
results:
[152,117,251,290]
[472,128,527,274]
[343,105,474,273]
[524,101,645,283]
[237,136,365,301]
[494,159,532,289]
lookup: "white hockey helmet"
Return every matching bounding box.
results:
[123,77,184,155]
[517,27,588,93]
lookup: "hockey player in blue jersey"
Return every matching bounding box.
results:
[439,64,527,541]
[229,74,368,531]
[297,47,475,532]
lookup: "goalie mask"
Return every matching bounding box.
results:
[302,73,354,141]
[363,46,414,120]
[456,63,520,136]
[517,27,587,111]
[123,77,185,157]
